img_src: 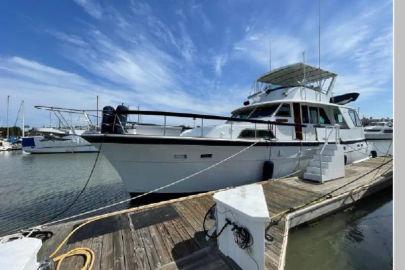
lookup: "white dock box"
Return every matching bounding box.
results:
[0,237,42,270]
[213,184,270,270]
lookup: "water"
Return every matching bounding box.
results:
[0,151,129,236]
[285,189,392,270]
[0,151,392,268]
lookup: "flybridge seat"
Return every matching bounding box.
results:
[255,63,337,93]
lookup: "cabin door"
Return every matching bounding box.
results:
[293,103,303,140]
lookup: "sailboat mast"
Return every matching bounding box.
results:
[6,95,9,139]
[22,100,25,137]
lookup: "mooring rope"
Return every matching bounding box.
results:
[36,139,262,229]
[268,157,393,225]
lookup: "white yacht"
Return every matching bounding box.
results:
[364,121,393,156]
[22,128,98,154]
[364,121,393,140]
[22,107,99,154]
[82,63,371,195]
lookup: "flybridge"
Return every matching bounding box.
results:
[252,63,337,95]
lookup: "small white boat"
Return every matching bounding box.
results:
[83,63,374,195]
[0,139,12,151]
[364,121,393,140]
[22,134,97,154]
[364,121,393,156]
[22,107,99,154]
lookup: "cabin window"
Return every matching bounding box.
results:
[309,107,319,124]
[319,108,331,125]
[238,129,275,139]
[383,129,393,133]
[348,109,362,127]
[333,108,347,128]
[231,108,255,119]
[249,103,280,118]
[301,105,309,123]
[275,104,291,117]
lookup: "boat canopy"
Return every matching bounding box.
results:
[330,92,360,105]
[257,63,337,87]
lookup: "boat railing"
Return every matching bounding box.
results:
[112,109,307,139]
[318,124,341,174]
[315,124,341,143]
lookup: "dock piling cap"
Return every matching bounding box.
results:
[213,183,270,222]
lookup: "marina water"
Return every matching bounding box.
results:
[285,188,392,270]
[0,151,392,269]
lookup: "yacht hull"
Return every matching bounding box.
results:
[84,135,370,194]
[366,139,393,156]
[22,136,98,154]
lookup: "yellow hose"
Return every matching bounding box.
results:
[50,218,100,270]
[53,247,95,270]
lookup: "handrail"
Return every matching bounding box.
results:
[318,124,340,175]
[115,109,307,128]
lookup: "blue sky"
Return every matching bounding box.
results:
[0,0,392,127]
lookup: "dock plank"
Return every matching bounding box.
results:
[37,157,392,270]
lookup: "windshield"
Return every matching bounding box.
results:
[232,103,280,119]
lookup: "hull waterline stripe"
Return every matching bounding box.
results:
[82,135,365,146]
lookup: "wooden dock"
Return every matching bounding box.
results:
[37,157,392,270]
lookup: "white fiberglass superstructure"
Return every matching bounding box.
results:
[83,63,370,195]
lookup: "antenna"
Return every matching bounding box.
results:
[317,0,322,99]
[6,95,9,139]
[269,39,272,71]
[302,51,306,84]
[318,0,321,71]
[302,51,307,100]
[96,95,99,128]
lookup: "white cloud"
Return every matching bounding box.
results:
[214,54,227,77]
[0,56,126,126]
[73,0,103,19]
[233,32,305,70]
[1,0,392,126]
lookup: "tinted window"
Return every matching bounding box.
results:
[232,108,254,119]
[238,129,275,139]
[249,104,280,118]
[302,105,309,123]
[276,104,291,117]
[319,108,331,124]
[309,107,319,124]
[383,129,393,133]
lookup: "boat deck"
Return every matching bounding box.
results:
[37,157,392,270]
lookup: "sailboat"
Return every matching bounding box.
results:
[0,96,23,151]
